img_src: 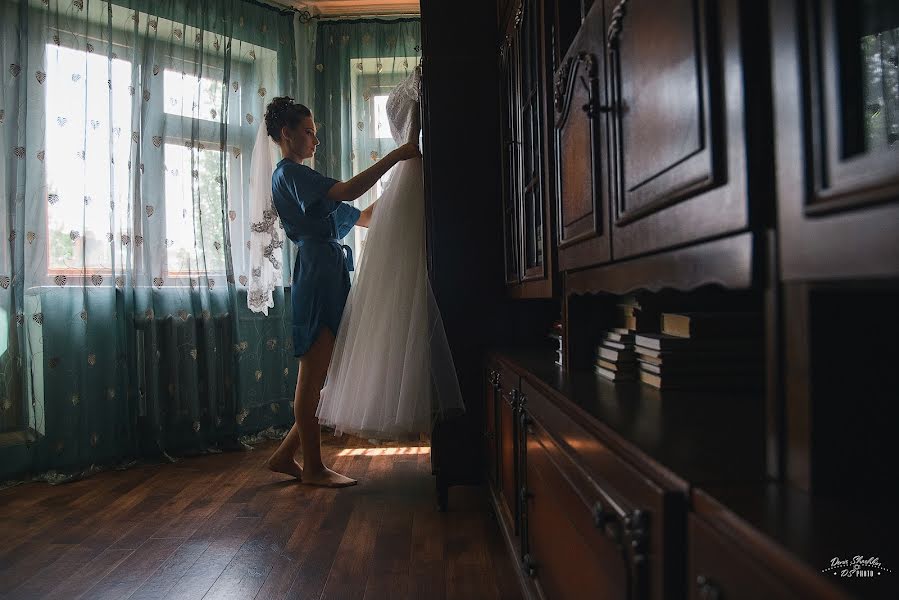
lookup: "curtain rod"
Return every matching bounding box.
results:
[242,0,419,20]
[241,0,297,16]
[314,16,421,23]
[317,14,421,19]
[299,13,421,23]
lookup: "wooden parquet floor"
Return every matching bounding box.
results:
[0,435,522,600]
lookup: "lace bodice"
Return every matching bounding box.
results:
[386,65,422,145]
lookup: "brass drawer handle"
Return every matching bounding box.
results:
[519,486,533,504]
[522,553,538,577]
[519,411,533,429]
[583,98,614,118]
[592,501,611,529]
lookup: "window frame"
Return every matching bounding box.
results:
[39,17,261,285]
[42,34,136,280]
[156,60,234,280]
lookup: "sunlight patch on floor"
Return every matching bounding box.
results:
[337,446,431,457]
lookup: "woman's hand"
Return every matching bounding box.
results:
[392,142,421,161]
[356,201,376,228]
[328,142,420,202]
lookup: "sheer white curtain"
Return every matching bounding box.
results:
[247,12,318,315]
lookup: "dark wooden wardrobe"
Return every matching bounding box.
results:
[422,1,898,599]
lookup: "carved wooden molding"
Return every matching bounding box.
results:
[499,33,512,58]
[554,52,599,123]
[607,0,629,49]
[553,56,574,115]
[565,232,755,296]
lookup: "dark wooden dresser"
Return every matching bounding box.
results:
[478,1,899,599]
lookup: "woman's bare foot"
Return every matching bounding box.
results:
[301,466,357,488]
[266,452,303,480]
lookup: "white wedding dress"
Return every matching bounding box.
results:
[316,67,465,440]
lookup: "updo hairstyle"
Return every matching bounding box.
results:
[264,96,312,142]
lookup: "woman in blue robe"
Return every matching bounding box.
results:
[262,97,420,487]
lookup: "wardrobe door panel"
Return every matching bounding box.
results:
[608,0,760,261]
[554,4,611,271]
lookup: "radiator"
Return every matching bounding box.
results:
[132,312,233,424]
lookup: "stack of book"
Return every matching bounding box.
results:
[549,320,564,367]
[594,328,638,382]
[633,312,762,390]
[592,297,654,382]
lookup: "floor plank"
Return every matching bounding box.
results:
[317,500,384,600]
[41,548,135,600]
[79,537,185,600]
[359,461,418,600]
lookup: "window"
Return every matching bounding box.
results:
[157,45,268,280]
[860,24,899,151]
[163,142,227,274]
[44,43,132,274]
[373,94,392,139]
[41,15,271,284]
[834,1,899,157]
[160,66,230,277]
[163,69,224,122]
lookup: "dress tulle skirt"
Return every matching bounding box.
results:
[316,157,465,440]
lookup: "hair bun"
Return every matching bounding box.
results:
[264,96,310,142]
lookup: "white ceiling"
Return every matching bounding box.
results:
[287,0,420,16]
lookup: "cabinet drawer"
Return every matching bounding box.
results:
[688,514,836,600]
[520,378,675,600]
[519,379,668,519]
[525,416,629,599]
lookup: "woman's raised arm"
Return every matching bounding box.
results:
[326,142,420,202]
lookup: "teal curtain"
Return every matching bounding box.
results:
[294,13,318,108]
[312,18,420,262]
[0,0,301,483]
